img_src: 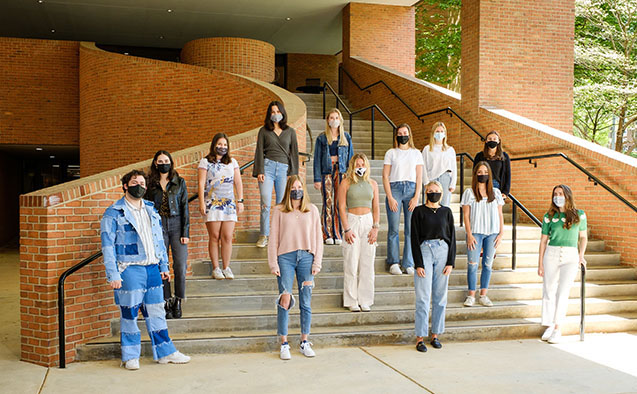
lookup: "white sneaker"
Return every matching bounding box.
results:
[334,239,342,245]
[158,351,191,364]
[122,358,139,370]
[325,238,334,245]
[479,295,493,307]
[547,330,562,344]
[541,326,555,341]
[222,267,234,280]
[299,341,316,357]
[280,343,291,360]
[406,267,415,275]
[360,305,371,312]
[463,296,475,307]
[389,264,402,275]
[212,268,225,280]
[256,235,268,248]
[349,305,361,312]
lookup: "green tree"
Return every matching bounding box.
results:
[415,0,461,91]
[575,0,637,155]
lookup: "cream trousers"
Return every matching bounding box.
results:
[342,213,377,307]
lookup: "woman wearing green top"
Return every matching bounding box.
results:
[537,184,587,344]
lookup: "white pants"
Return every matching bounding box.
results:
[342,213,376,307]
[541,245,580,326]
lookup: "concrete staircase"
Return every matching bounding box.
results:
[76,93,637,361]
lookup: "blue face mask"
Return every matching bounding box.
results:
[434,132,445,141]
[271,113,283,123]
[290,189,303,200]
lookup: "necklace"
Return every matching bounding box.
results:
[427,205,439,214]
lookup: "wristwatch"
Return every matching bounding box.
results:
[372,223,380,229]
[237,199,244,203]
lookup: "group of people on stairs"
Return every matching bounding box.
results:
[99,100,588,366]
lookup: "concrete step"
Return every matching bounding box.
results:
[77,312,637,360]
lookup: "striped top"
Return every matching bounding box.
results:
[460,187,505,235]
[122,198,158,271]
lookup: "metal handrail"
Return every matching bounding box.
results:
[511,153,637,213]
[322,81,395,160]
[339,65,485,142]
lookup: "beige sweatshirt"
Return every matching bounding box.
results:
[267,204,323,272]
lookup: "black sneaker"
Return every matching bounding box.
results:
[172,298,182,319]
[430,338,442,349]
[416,341,427,352]
[164,298,174,319]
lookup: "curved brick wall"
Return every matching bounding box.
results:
[180,37,275,82]
[79,42,277,176]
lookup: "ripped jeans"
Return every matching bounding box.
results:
[276,250,314,336]
[466,233,497,291]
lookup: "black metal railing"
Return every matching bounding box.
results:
[322,81,395,160]
[339,65,485,142]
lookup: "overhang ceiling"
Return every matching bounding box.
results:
[0,0,417,54]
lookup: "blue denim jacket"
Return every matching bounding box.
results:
[100,197,169,282]
[313,132,354,182]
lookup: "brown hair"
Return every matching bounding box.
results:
[483,130,504,160]
[264,100,288,131]
[278,175,310,213]
[149,150,178,189]
[206,133,232,165]
[393,123,416,149]
[121,169,146,193]
[471,161,495,203]
[547,184,580,229]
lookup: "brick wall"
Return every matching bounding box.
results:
[0,38,79,146]
[286,53,338,92]
[79,42,277,176]
[19,82,306,367]
[343,2,415,76]
[180,37,275,82]
[461,0,575,133]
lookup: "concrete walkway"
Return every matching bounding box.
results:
[2,249,636,394]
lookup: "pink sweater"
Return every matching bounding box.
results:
[268,204,324,272]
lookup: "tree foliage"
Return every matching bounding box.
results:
[415,0,461,91]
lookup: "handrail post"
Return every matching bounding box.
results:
[58,276,66,368]
[322,85,326,119]
[371,106,375,160]
[512,203,517,271]
[349,114,353,139]
[459,155,464,227]
[580,265,586,341]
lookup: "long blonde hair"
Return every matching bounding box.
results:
[324,108,349,146]
[345,153,371,184]
[428,122,449,151]
[278,175,311,213]
[393,123,417,149]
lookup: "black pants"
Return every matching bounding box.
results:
[161,215,188,300]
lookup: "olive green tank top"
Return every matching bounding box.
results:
[346,180,373,209]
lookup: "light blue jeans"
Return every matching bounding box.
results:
[433,171,453,208]
[414,240,449,337]
[276,250,314,336]
[260,158,289,236]
[467,233,498,291]
[386,181,416,269]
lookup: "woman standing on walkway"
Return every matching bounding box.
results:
[338,153,380,312]
[269,175,323,360]
[253,101,299,248]
[383,123,424,276]
[147,150,190,319]
[421,122,457,207]
[198,133,244,280]
[461,161,504,307]
[538,184,587,344]
[411,180,456,352]
[313,108,354,245]
[474,130,511,196]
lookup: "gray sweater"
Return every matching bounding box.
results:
[252,126,299,177]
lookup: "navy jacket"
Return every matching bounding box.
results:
[313,132,354,183]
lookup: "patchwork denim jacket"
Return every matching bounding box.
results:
[100,197,169,282]
[313,132,354,183]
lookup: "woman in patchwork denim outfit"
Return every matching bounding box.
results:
[101,169,190,370]
[198,133,244,280]
[268,175,323,360]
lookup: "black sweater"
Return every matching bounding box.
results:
[410,205,456,268]
[473,151,511,195]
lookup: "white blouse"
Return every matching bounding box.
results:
[421,144,457,187]
[461,187,505,235]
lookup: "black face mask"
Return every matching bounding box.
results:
[477,175,489,184]
[157,163,171,174]
[127,184,146,199]
[216,147,228,156]
[396,135,410,145]
[427,192,442,203]
[290,189,303,200]
[486,140,499,149]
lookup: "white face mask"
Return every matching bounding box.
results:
[434,132,445,141]
[355,167,366,177]
[270,113,283,123]
[328,119,340,129]
[553,196,566,208]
